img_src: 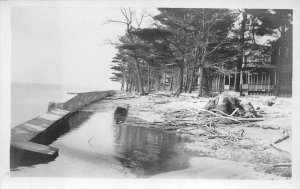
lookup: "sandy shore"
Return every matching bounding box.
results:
[92,91,292,179]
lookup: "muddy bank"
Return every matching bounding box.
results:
[96,92,292,179]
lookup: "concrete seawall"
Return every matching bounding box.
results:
[47,90,115,113]
[11,90,116,162]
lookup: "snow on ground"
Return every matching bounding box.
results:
[89,92,292,179]
[152,157,287,179]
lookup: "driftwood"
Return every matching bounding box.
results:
[248,123,280,130]
[272,163,292,167]
[205,94,259,118]
[230,108,239,116]
[269,129,290,153]
[199,109,240,123]
[237,118,265,122]
[205,94,242,115]
[270,143,290,154]
[274,130,289,144]
[261,125,280,130]
[211,109,232,117]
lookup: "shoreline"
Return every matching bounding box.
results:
[10,91,292,179]
[99,92,292,179]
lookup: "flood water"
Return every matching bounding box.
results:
[11,108,194,177]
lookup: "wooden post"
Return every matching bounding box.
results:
[218,75,221,92]
[229,74,231,89]
[240,70,243,94]
[223,75,225,91]
[215,75,218,91]
[218,75,220,92]
[268,71,271,91]
[248,71,250,83]
[234,71,237,91]
[247,71,249,92]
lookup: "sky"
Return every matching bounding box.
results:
[11,6,157,90]
[10,6,279,90]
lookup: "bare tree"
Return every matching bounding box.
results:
[106,8,146,95]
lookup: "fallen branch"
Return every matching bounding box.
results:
[261,125,280,130]
[230,108,239,116]
[269,130,290,153]
[206,134,242,140]
[199,109,240,123]
[237,118,265,122]
[270,143,290,153]
[272,163,292,167]
[274,130,289,144]
[237,129,244,137]
[211,109,231,117]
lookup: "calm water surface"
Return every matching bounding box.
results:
[11,83,112,127]
[11,110,193,177]
[11,84,195,177]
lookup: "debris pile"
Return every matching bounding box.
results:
[112,92,291,178]
[204,94,263,119]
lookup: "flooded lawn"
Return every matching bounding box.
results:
[11,107,194,177]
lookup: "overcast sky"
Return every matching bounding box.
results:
[10,6,278,90]
[11,6,157,90]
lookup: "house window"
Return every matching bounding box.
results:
[250,73,258,84]
[262,72,267,84]
[243,73,247,84]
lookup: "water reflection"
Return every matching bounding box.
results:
[11,110,194,177]
[114,116,192,177]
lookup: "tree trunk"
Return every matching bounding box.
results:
[162,72,166,90]
[236,11,247,92]
[127,28,145,95]
[129,77,132,92]
[275,25,286,96]
[169,68,174,91]
[198,65,205,97]
[134,58,144,95]
[175,65,184,96]
[187,61,196,93]
[134,76,139,92]
[154,77,160,91]
[198,45,208,97]
[125,79,129,92]
[169,75,174,91]
[121,79,124,91]
[147,65,150,93]
[184,67,189,92]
